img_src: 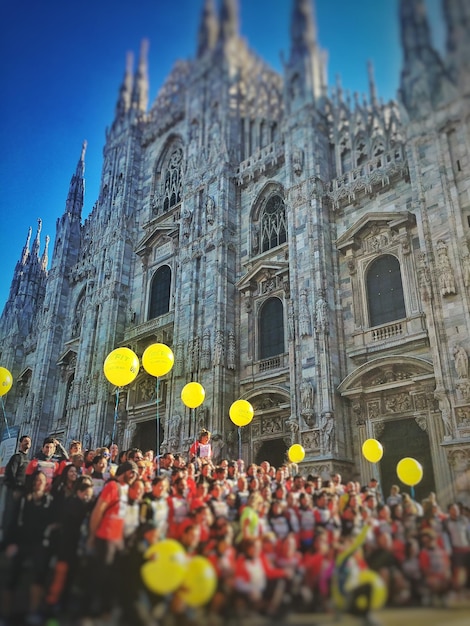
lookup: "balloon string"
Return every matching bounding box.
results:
[411,485,415,500]
[111,388,120,445]
[238,427,241,461]
[1,396,11,439]
[155,377,160,476]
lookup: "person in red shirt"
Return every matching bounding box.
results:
[189,429,212,462]
[85,460,138,619]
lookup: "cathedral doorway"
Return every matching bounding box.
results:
[255,438,288,467]
[131,419,163,455]
[379,418,435,502]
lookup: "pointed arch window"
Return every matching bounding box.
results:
[259,297,285,359]
[261,195,287,253]
[163,148,183,212]
[149,265,171,320]
[367,255,406,327]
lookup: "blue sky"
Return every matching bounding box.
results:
[0,0,445,310]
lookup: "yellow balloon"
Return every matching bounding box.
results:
[396,457,423,487]
[141,539,188,595]
[0,367,13,397]
[288,443,305,463]
[229,399,254,427]
[181,382,205,409]
[362,439,383,463]
[142,343,174,377]
[356,569,388,610]
[103,347,139,387]
[178,556,217,607]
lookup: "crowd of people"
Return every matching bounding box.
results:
[0,430,469,626]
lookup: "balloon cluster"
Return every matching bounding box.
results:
[361,438,423,488]
[141,539,216,607]
[103,343,175,387]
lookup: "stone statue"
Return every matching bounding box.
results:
[299,289,311,336]
[206,195,215,225]
[436,240,456,296]
[453,345,469,379]
[315,291,329,335]
[181,206,193,239]
[214,329,225,367]
[227,330,236,370]
[322,412,335,452]
[300,380,314,413]
[201,328,211,370]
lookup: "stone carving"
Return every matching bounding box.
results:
[352,401,365,425]
[374,420,385,438]
[263,416,282,433]
[138,377,156,402]
[415,415,427,431]
[456,406,470,427]
[214,330,225,367]
[206,195,215,225]
[211,433,225,464]
[181,206,193,239]
[169,414,182,441]
[287,300,295,341]
[300,380,314,418]
[299,289,312,336]
[192,336,202,372]
[456,380,470,401]
[227,330,236,370]
[285,415,300,433]
[303,430,320,450]
[417,252,431,302]
[436,240,456,296]
[321,412,335,452]
[453,345,468,379]
[368,401,380,419]
[461,243,470,288]
[315,291,329,335]
[292,147,304,175]
[252,224,260,255]
[174,342,184,377]
[201,328,211,370]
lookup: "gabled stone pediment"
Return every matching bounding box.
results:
[338,355,434,396]
[57,348,77,368]
[236,260,289,292]
[135,222,178,258]
[336,211,416,254]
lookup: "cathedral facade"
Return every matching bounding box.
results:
[1,0,470,505]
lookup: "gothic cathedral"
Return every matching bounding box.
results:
[1,0,470,505]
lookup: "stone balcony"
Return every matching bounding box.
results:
[236,141,285,184]
[348,314,429,361]
[326,146,409,210]
[123,311,174,343]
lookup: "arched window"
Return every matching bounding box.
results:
[367,255,406,327]
[149,265,171,319]
[259,298,284,359]
[261,195,287,253]
[163,148,183,212]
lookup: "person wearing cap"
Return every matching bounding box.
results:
[85,460,138,618]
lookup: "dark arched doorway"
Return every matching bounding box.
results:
[132,419,164,455]
[378,418,435,502]
[255,438,288,468]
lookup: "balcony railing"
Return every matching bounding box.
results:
[123,311,174,342]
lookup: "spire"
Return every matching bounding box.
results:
[21,226,32,266]
[41,235,50,272]
[399,0,446,118]
[115,51,134,118]
[286,0,326,107]
[66,141,86,217]
[131,39,149,112]
[197,0,218,57]
[219,0,239,42]
[400,0,440,69]
[367,60,378,105]
[290,0,317,62]
[443,0,470,86]
[32,218,42,259]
